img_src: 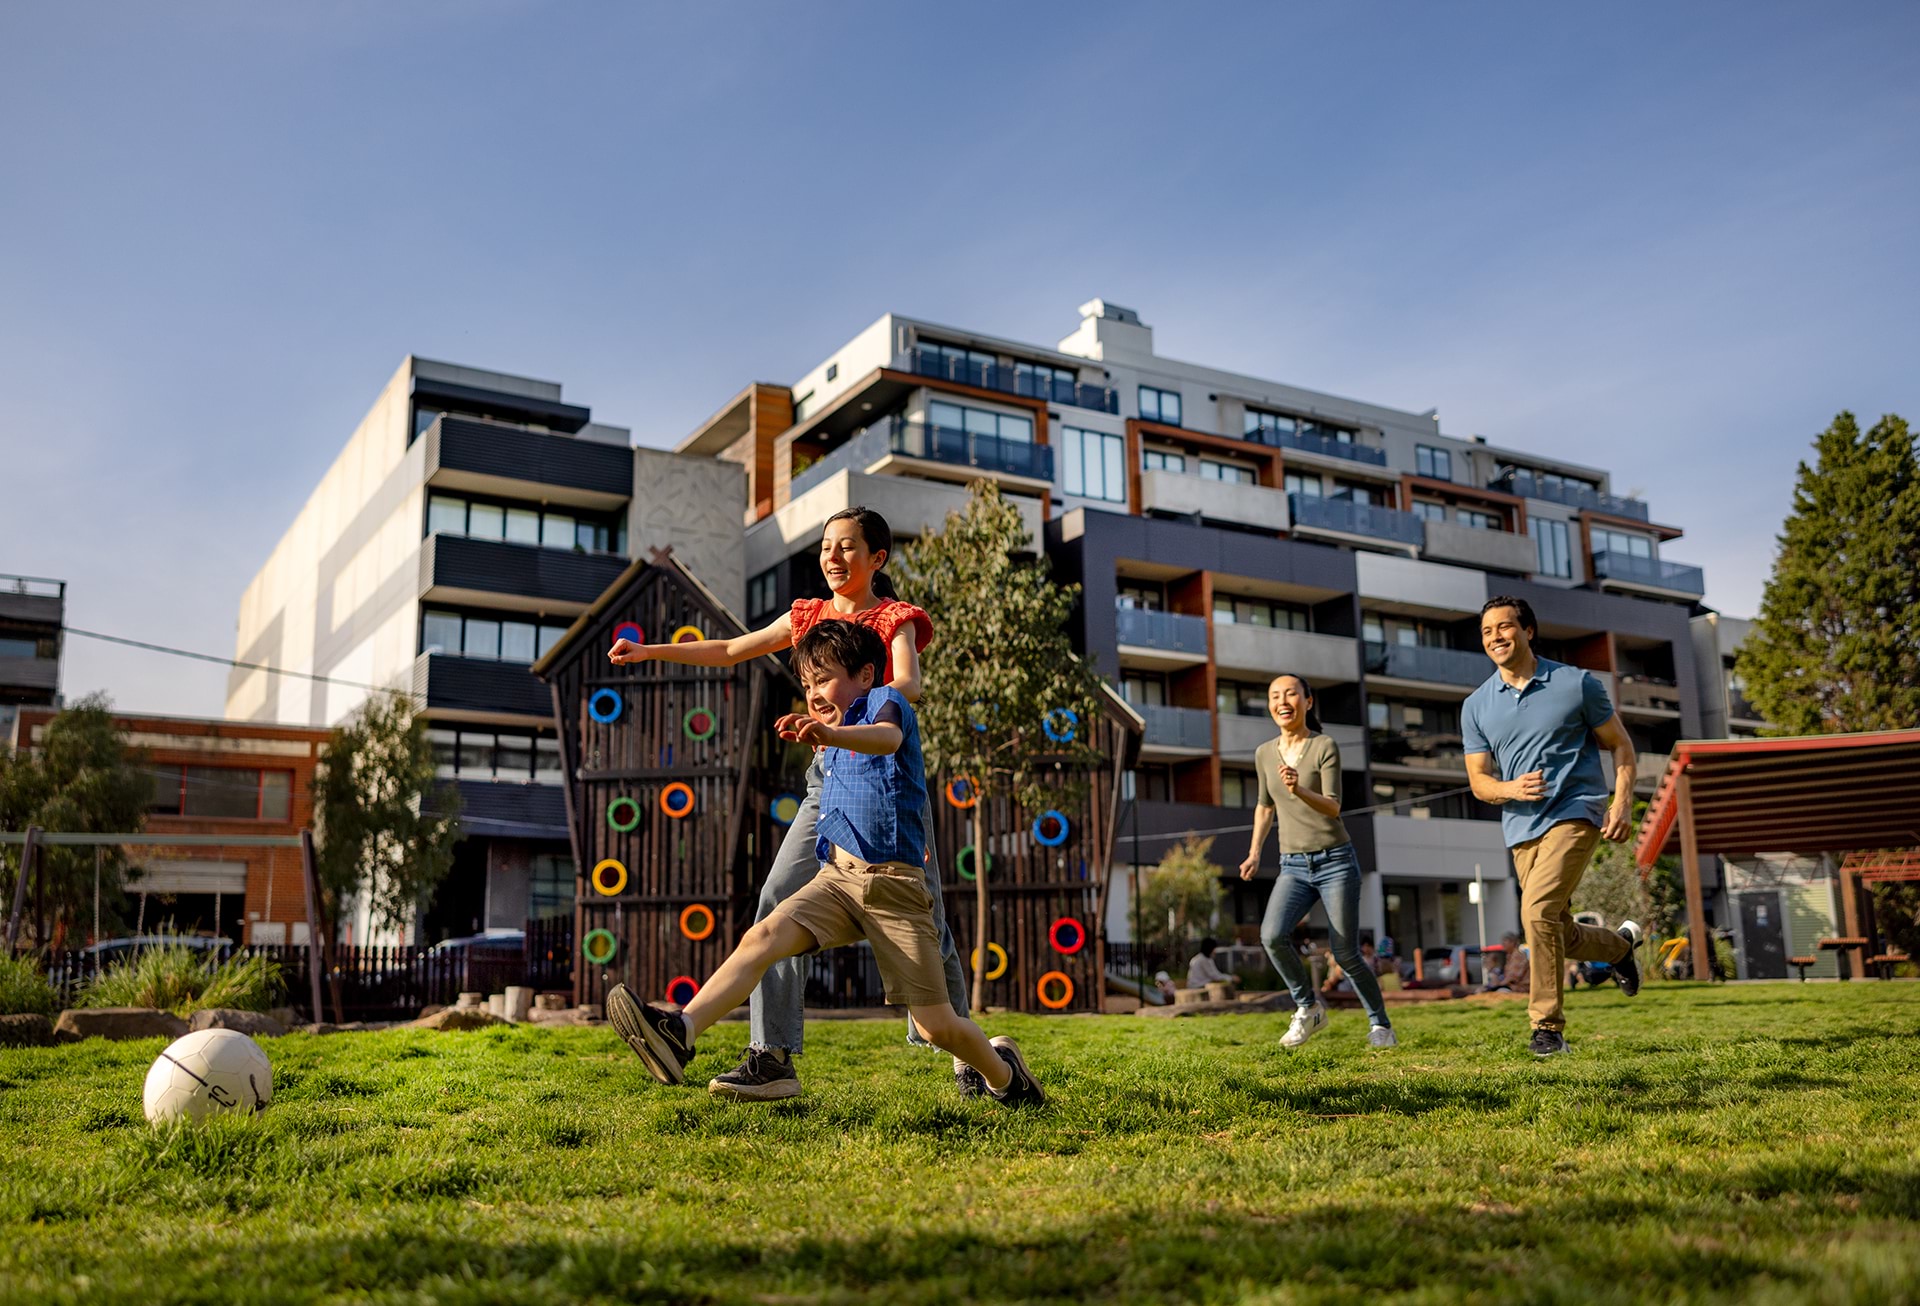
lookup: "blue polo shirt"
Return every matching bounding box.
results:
[815,686,929,869]
[1461,657,1615,848]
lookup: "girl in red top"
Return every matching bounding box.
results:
[606,507,968,1101]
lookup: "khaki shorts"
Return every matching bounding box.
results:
[766,845,950,1007]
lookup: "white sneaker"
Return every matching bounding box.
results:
[1619,919,1645,946]
[1368,1025,1398,1049]
[1280,1003,1328,1048]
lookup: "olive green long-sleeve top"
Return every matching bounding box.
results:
[1253,732,1350,853]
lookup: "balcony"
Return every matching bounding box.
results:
[1368,729,1469,773]
[413,653,552,720]
[1140,705,1212,754]
[790,417,1054,502]
[1616,676,1682,715]
[423,415,633,510]
[420,534,630,613]
[1245,425,1388,466]
[1591,550,1705,598]
[1216,714,1366,760]
[452,778,569,840]
[1494,470,1649,522]
[1288,494,1425,552]
[0,574,64,626]
[899,347,1118,413]
[1363,641,1489,689]
[1212,623,1359,684]
[1420,519,1537,574]
[1115,607,1209,666]
[1139,469,1291,532]
[749,469,1043,579]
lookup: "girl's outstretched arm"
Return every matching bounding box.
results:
[610,613,793,667]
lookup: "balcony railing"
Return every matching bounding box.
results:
[1591,550,1705,596]
[1368,729,1468,771]
[1493,470,1649,522]
[412,652,552,719]
[1115,606,1209,656]
[1616,676,1683,712]
[420,534,631,608]
[1288,494,1426,548]
[899,347,1119,413]
[1245,426,1388,466]
[1140,705,1213,751]
[0,574,65,599]
[789,416,1055,502]
[1363,641,1490,687]
[425,415,633,500]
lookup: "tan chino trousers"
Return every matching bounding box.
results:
[1510,820,1630,1032]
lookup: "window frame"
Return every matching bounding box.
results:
[1138,385,1182,426]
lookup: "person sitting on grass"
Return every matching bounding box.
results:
[605,621,1044,1106]
[1322,940,1380,996]
[1186,937,1234,991]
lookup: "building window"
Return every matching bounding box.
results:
[427,494,467,536]
[916,341,996,384]
[825,363,838,383]
[1594,528,1654,558]
[529,853,572,920]
[1062,427,1128,503]
[425,493,624,555]
[1285,472,1323,499]
[1117,583,1165,611]
[1330,482,1376,506]
[149,766,292,821]
[1141,448,1186,474]
[1138,385,1182,426]
[428,728,555,782]
[1245,410,1292,438]
[928,399,1032,444]
[1412,501,1446,524]
[1120,673,1167,708]
[421,609,569,663]
[792,390,815,422]
[1200,460,1256,485]
[1123,764,1175,803]
[1222,769,1259,809]
[1017,360,1077,397]
[1216,679,1271,716]
[1416,446,1452,481]
[412,405,443,442]
[1364,612,1453,649]
[747,567,781,622]
[1459,508,1501,531]
[1213,595,1310,630]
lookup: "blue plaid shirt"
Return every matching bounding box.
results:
[815,686,929,868]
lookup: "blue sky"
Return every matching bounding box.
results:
[2,1,1915,718]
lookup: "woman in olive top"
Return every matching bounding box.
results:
[1238,673,1395,1049]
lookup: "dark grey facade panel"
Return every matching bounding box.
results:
[414,653,552,718]
[449,778,569,840]
[430,417,632,497]
[422,534,630,607]
[413,377,591,433]
[0,591,62,626]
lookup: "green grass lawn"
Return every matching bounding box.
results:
[2,983,1916,1305]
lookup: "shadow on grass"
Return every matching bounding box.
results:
[1244,1076,1513,1117]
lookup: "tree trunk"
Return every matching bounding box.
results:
[318,899,347,1025]
[971,801,987,1012]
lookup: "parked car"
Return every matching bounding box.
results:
[426,929,525,957]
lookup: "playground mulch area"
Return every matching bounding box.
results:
[1,984,1916,1305]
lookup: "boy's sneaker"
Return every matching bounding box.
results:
[954,1056,989,1099]
[607,983,694,1085]
[1280,1002,1328,1048]
[1611,921,1644,997]
[1529,1027,1569,1058]
[708,1048,801,1101]
[987,1036,1046,1107]
[1367,1025,1398,1049]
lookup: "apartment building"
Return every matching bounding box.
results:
[227,357,743,943]
[1,573,65,747]
[674,300,1713,954]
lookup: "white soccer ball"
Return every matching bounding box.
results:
[143,1029,274,1124]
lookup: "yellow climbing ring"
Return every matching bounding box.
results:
[1037,970,1074,1010]
[671,624,706,644]
[971,942,1009,981]
[591,859,628,897]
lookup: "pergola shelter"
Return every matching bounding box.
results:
[1634,729,1920,978]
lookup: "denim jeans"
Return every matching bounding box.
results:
[748,754,968,1054]
[1258,842,1391,1029]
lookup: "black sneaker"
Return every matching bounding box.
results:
[987,1036,1046,1106]
[708,1047,801,1101]
[1611,921,1644,997]
[955,1061,989,1099]
[1529,1027,1569,1058]
[607,983,694,1085]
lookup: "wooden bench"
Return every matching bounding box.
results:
[1788,955,1816,981]
[1818,937,1870,981]
[1866,953,1910,980]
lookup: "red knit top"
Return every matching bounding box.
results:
[788,598,934,687]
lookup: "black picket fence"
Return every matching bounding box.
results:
[43,916,577,1020]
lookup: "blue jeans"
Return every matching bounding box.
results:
[1259,843,1391,1029]
[748,755,968,1054]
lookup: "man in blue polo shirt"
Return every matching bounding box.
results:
[1463,595,1643,1058]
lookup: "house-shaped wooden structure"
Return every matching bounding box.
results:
[532,549,798,1007]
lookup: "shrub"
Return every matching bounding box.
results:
[81,944,283,1016]
[0,954,58,1016]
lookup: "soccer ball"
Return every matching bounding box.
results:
[143,1029,274,1124]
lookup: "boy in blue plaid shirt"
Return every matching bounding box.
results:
[608,621,1044,1106]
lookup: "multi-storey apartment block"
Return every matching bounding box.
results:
[1,573,65,747]
[228,358,742,944]
[675,300,1713,955]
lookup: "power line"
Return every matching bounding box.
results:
[63,627,404,695]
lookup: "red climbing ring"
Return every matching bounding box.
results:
[679,903,716,941]
[666,975,700,1006]
[1048,917,1086,955]
[944,775,981,809]
[612,622,644,646]
[659,782,696,819]
[1036,970,1075,1010]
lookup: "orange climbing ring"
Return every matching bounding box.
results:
[944,775,981,809]
[591,859,628,897]
[1036,970,1074,1010]
[660,782,696,819]
[679,903,716,941]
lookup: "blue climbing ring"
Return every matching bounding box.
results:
[1032,809,1070,847]
[1042,707,1079,743]
[588,689,623,723]
[770,793,802,826]
[968,700,993,734]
